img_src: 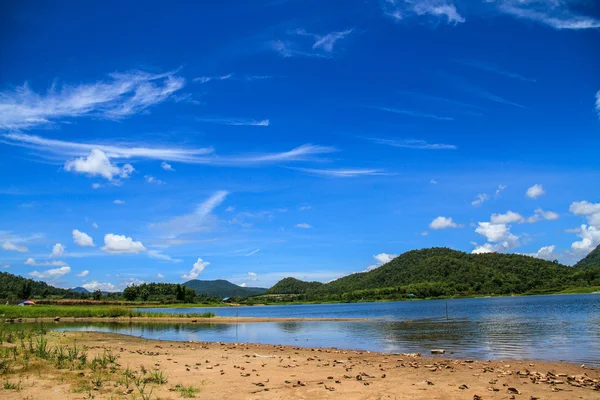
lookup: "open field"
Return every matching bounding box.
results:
[0,326,598,399]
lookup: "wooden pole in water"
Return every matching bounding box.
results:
[446,301,448,320]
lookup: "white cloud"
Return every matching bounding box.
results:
[526,184,545,199]
[82,281,118,292]
[295,223,312,229]
[374,106,453,121]
[365,137,457,149]
[156,190,228,238]
[161,161,174,171]
[430,179,438,184]
[471,193,489,207]
[429,216,461,229]
[91,183,101,189]
[197,117,269,126]
[193,74,233,84]
[596,90,600,119]
[528,245,557,261]
[65,149,134,181]
[495,184,507,197]
[383,0,465,24]
[299,205,312,211]
[292,28,354,52]
[571,225,600,256]
[145,175,165,184]
[0,69,184,131]
[569,200,600,219]
[50,243,65,257]
[291,167,388,178]
[29,266,71,279]
[245,249,260,256]
[2,264,9,269]
[490,211,524,224]
[148,250,182,263]
[92,222,99,229]
[2,241,28,252]
[365,252,398,271]
[76,270,89,277]
[24,258,68,267]
[113,199,125,205]
[472,222,520,254]
[248,272,257,277]
[225,206,235,212]
[527,208,559,223]
[72,229,95,247]
[101,234,146,254]
[157,273,165,279]
[183,258,209,280]
[3,133,335,167]
[497,0,600,30]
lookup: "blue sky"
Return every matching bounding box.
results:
[1,0,599,291]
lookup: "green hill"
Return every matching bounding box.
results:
[266,247,600,301]
[574,244,600,268]
[0,271,70,300]
[71,286,91,294]
[266,277,324,294]
[183,279,267,298]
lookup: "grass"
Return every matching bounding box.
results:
[175,383,200,398]
[0,305,215,319]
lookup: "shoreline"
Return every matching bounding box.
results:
[6,316,368,324]
[3,330,599,399]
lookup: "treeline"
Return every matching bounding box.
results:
[0,271,71,300]
[123,283,221,303]
[262,248,600,302]
[575,244,600,268]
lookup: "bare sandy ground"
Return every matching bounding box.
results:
[2,331,599,399]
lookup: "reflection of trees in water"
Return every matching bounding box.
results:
[53,322,233,338]
[277,321,303,333]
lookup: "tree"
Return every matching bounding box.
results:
[93,290,102,301]
[19,281,32,300]
[123,286,137,301]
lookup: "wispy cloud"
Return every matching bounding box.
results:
[292,28,354,52]
[197,117,270,126]
[154,190,228,238]
[383,0,465,24]
[457,81,526,108]
[497,0,600,30]
[270,40,331,58]
[1,134,336,166]
[245,249,260,257]
[291,167,390,178]
[148,250,182,263]
[193,73,233,83]
[399,91,483,111]
[271,27,353,58]
[596,90,600,119]
[0,69,184,130]
[456,60,536,82]
[365,137,457,150]
[373,106,454,121]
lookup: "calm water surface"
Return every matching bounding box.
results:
[54,294,600,366]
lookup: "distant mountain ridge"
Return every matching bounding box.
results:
[267,247,600,300]
[574,244,600,269]
[183,279,267,298]
[71,287,91,294]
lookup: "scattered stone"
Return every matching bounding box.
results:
[431,349,445,355]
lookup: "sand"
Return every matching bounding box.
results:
[2,330,599,399]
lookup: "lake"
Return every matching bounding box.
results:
[55,294,600,366]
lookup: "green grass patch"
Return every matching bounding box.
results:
[174,383,200,398]
[0,305,215,319]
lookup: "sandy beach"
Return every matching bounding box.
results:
[2,330,598,399]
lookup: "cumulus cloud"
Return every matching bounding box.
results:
[365,252,398,271]
[429,216,461,230]
[183,258,209,280]
[527,208,559,223]
[570,225,600,256]
[101,234,146,254]
[528,245,557,261]
[472,222,520,254]
[295,223,312,229]
[72,229,95,247]
[65,149,134,181]
[0,69,184,131]
[526,184,545,199]
[491,211,524,224]
[157,273,165,279]
[148,250,182,263]
[161,161,174,171]
[145,175,165,184]
[82,281,118,292]
[2,241,28,252]
[29,266,71,279]
[50,243,65,258]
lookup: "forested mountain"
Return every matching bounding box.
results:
[0,271,70,299]
[575,244,600,268]
[183,279,266,298]
[267,247,600,301]
[71,287,91,294]
[266,277,324,294]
